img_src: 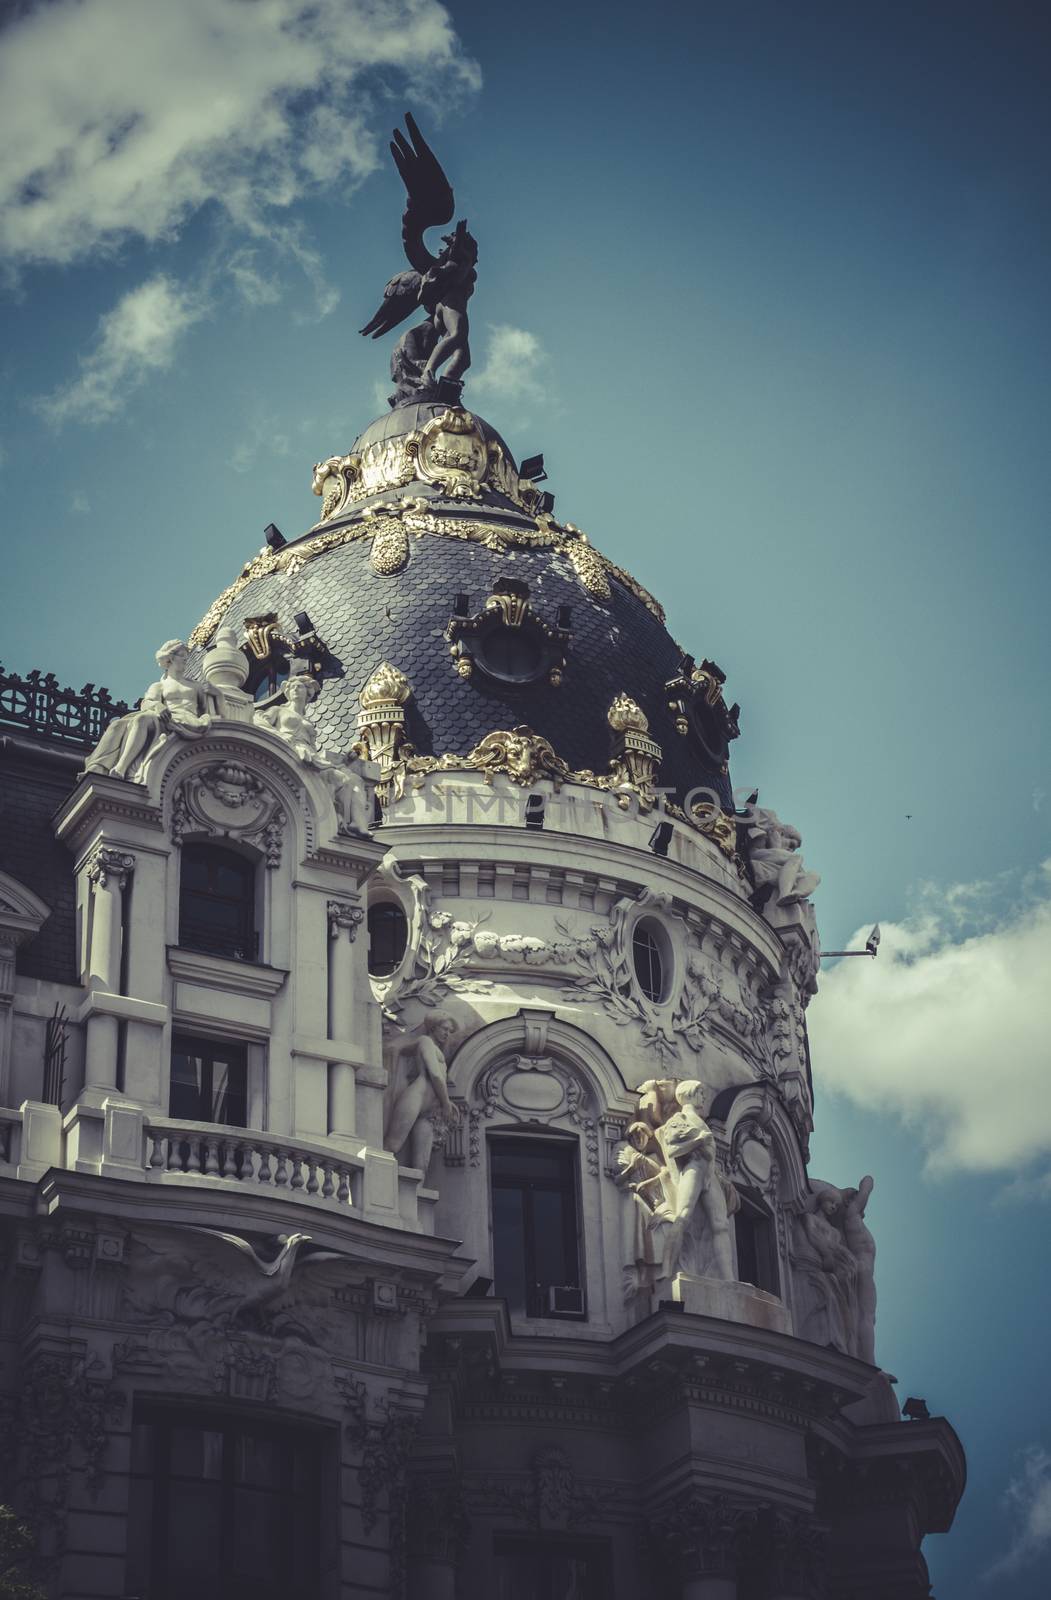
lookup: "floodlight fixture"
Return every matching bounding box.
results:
[264,523,286,550]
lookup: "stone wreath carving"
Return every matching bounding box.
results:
[170,760,287,867]
[559,893,715,1067]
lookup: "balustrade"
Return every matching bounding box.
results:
[145,1119,363,1210]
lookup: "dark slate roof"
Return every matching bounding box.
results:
[194,407,735,811]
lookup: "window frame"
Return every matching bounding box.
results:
[169,1032,250,1128]
[178,840,260,964]
[733,1184,781,1297]
[493,1533,614,1599]
[125,1402,329,1600]
[488,1131,586,1321]
[367,899,410,978]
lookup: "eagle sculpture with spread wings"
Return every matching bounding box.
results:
[360,113,478,407]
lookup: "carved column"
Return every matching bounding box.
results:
[84,847,134,1090]
[327,898,364,1137]
[651,1495,757,1600]
[765,1508,827,1600]
[406,1474,469,1600]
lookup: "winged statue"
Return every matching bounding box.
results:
[360,112,478,407]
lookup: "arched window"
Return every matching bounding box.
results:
[367,901,408,977]
[179,843,257,962]
[734,1187,780,1296]
[632,919,667,1003]
[489,1134,585,1319]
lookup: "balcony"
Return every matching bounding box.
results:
[146,1117,364,1210]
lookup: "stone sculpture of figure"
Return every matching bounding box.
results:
[652,1080,736,1282]
[359,113,478,405]
[747,807,821,908]
[84,640,214,780]
[253,674,376,835]
[800,1191,858,1353]
[382,1011,459,1172]
[841,1175,877,1364]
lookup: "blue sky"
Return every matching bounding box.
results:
[2,0,1050,1589]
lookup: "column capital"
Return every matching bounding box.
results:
[649,1493,759,1581]
[86,845,136,891]
[327,898,364,941]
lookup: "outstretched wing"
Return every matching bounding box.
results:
[359,269,423,340]
[391,112,455,274]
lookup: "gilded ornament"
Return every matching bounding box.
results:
[607,693,649,735]
[484,590,529,628]
[690,801,739,858]
[356,661,412,777]
[369,517,411,575]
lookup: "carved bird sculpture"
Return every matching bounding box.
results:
[185,1228,345,1316]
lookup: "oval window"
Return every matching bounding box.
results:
[632,920,667,1003]
[478,626,543,683]
[367,902,408,977]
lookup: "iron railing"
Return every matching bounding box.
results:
[0,662,129,748]
[177,920,260,963]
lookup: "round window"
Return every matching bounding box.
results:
[367,902,408,977]
[632,919,668,1003]
[477,625,544,683]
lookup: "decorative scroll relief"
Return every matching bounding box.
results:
[170,761,288,868]
[466,1054,600,1175]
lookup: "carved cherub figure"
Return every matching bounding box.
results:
[85,640,214,781]
[382,1011,460,1172]
[254,674,377,835]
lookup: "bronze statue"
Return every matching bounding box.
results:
[360,113,478,407]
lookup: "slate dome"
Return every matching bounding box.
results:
[189,404,738,813]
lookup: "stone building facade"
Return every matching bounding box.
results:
[0,398,964,1599]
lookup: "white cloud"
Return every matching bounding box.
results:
[983,1447,1051,1580]
[70,490,91,513]
[808,863,1051,1179]
[471,323,548,403]
[230,413,292,475]
[0,0,480,269]
[36,275,207,425]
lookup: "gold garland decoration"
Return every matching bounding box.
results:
[189,503,666,648]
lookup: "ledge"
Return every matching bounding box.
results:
[166,946,289,999]
[73,990,169,1027]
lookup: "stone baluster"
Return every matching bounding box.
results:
[327,898,364,1137]
[83,846,135,1091]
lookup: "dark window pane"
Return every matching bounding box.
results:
[368,902,408,976]
[131,1406,323,1600]
[179,843,257,962]
[632,923,664,1002]
[492,1183,528,1312]
[481,626,543,680]
[490,1137,583,1320]
[167,1480,224,1584]
[170,1035,247,1126]
[532,1186,575,1288]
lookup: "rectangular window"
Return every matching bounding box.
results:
[125,1405,325,1600]
[170,1034,248,1126]
[734,1190,781,1297]
[493,1536,613,1600]
[490,1136,584,1319]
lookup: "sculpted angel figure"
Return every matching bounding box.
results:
[84,640,214,781]
[360,113,478,405]
[383,1011,460,1172]
[253,674,377,835]
[747,806,821,908]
